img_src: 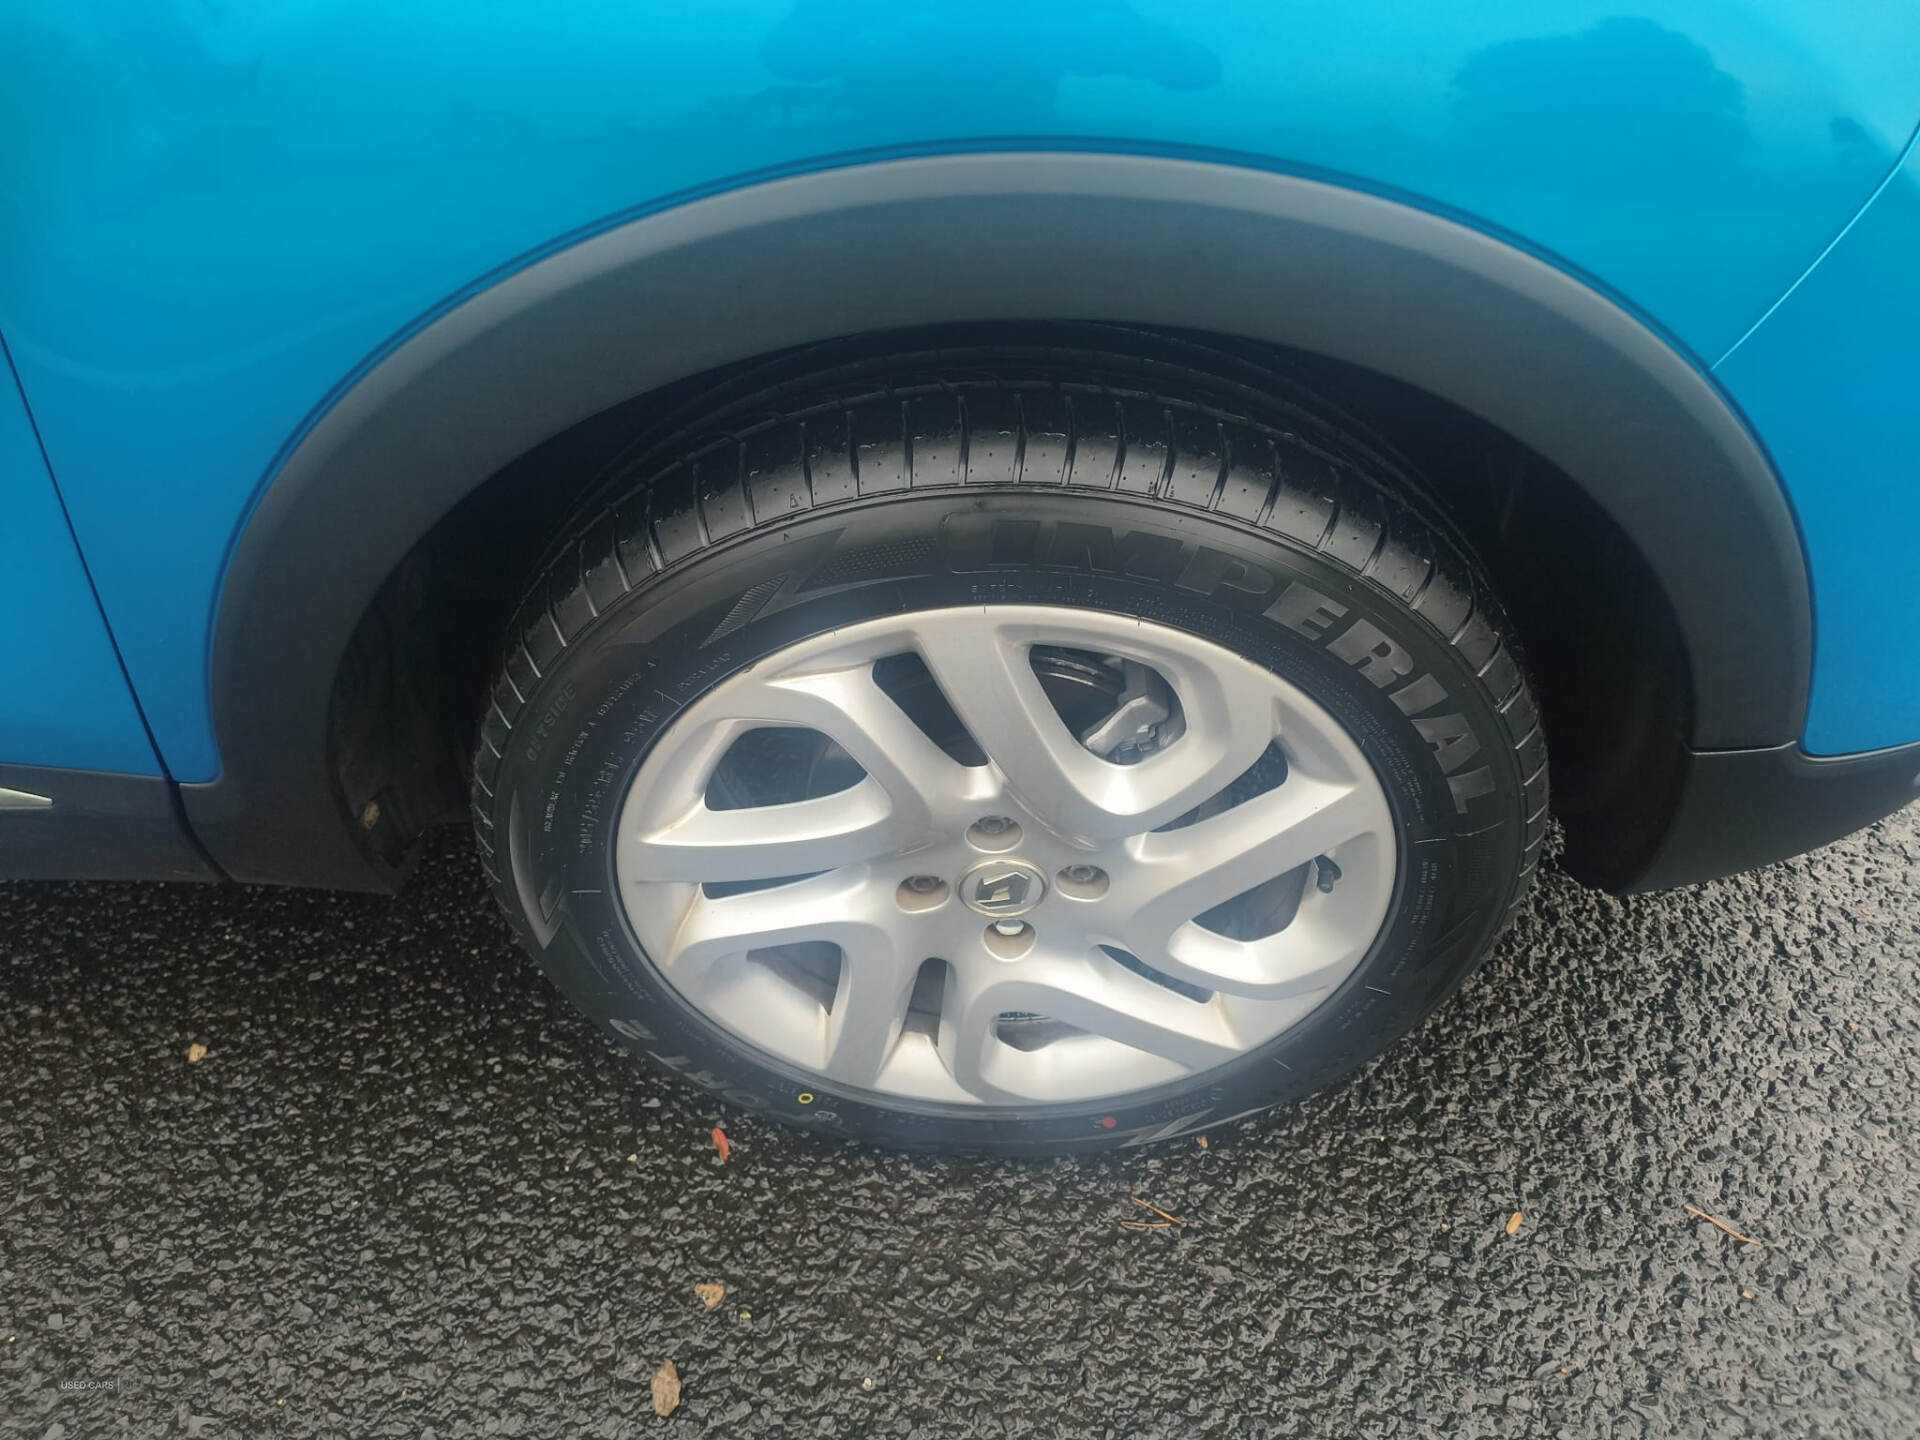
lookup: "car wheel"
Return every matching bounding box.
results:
[472,338,1548,1153]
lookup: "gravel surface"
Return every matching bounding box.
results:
[4,810,1918,1439]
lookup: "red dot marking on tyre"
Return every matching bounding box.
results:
[1099,1116,1118,1129]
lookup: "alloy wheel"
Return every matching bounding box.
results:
[614,606,1396,1107]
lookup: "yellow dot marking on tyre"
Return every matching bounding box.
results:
[797,1092,815,1105]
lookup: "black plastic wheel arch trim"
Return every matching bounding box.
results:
[0,764,222,884]
[187,150,1812,891]
[1607,742,1920,893]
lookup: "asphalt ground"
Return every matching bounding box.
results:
[4,809,1918,1439]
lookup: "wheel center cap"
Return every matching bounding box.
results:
[958,857,1048,918]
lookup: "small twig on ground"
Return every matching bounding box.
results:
[1121,1220,1175,1230]
[1129,1196,1187,1226]
[1684,1204,1763,1246]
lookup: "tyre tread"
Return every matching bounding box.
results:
[474,343,1545,954]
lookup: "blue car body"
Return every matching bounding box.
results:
[2,2,1917,885]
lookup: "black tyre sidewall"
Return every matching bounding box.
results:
[487,488,1527,1153]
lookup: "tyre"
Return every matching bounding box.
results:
[472,334,1548,1154]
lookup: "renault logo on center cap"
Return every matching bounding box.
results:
[959,858,1048,918]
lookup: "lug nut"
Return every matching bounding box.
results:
[966,816,1024,852]
[1055,863,1111,900]
[982,919,1037,960]
[895,875,950,912]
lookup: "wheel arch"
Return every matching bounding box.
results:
[184,150,1810,891]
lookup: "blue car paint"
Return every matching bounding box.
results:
[0,3,1916,779]
[0,343,158,776]
[1717,127,1920,757]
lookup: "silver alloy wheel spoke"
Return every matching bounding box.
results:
[623,666,984,883]
[615,606,1398,1107]
[630,780,900,883]
[1118,776,1390,995]
[912,616,1279,839]
[667,870,898,982]
[940,948,1246,1102]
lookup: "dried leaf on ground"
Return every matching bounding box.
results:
[186,1044,208,1065]
[711,1127,730,1163]
[1505,1211,1524,1235]
[693,1283,725,1310]
[651,1359,681,1416]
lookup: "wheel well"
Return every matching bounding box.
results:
[189,152,1801,892]
[330,324,1688,891]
